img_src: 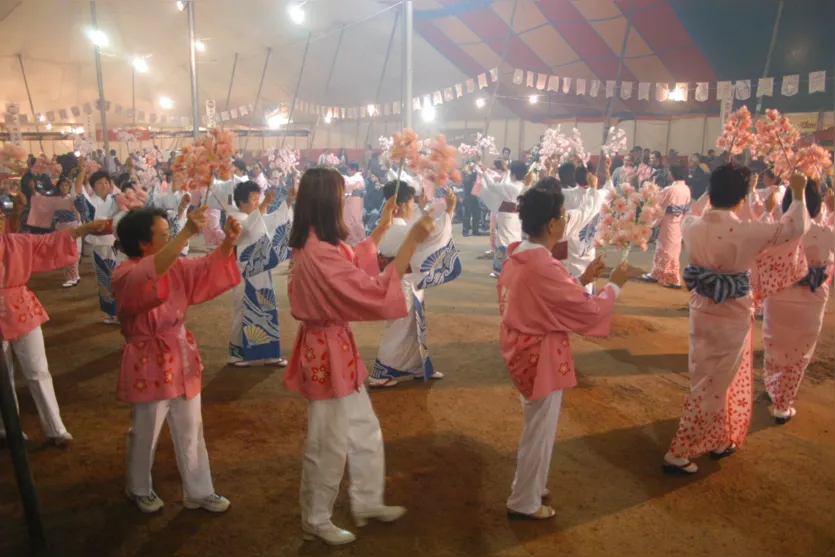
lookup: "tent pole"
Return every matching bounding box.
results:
[186,0,200,139]
[364,13,400,150]
[483,0,517,140]
[132,67,136,127]
[597,0,634,175]
[753,0,784,120]
[89,0,110,151]
[402,1,414,129]
[0,343,46,549]
[225,53,238,112]
[280,32,311,150]
[17,55,44,152]
[309,26,346,161]
[243,48,272,152]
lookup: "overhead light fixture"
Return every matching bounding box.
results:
[668,87,686,102]
[475,98,486,108]
[421,105,436,123]
[159,96,174,109]
[528,95,538,104]
[324,113,333,124]
[367,104,377,117]
[74,126,85,134]
[38,114,46,122]
[288,2,306,25]
[85,28,109,48]
[267,113,289,129]
[131,56,149,73]
[45,123,52,130]
[176,0,185,10]
[194,39,205,53]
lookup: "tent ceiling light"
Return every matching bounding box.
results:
[421,105,436,122]
[159,96,174,109]
[131,56,149,73]
[85,28,108,48]
[288,3,306,25]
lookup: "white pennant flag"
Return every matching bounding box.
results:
[478,73,488,89]
[576,78,586,95]
[656,83,670,102]
[547,76,559,92]
[413,97,422,110]
[590,80,600,97]
[675,82,689,102]
[695,82,709,102]
[716,81,732,100]
[490,67,498,82]
[240,105,249,116]
[735,80,751,100]
[231,108,239,119]
[562,77,572,94]
[620,81,633,100]
[513,69,524,85]
[455,83,463,97]
[638,82,650,100]
[444,87,454,101]
[809,70,826,94]
[757,77,774,97]
[526,71,535,88]
[536,73,547,90]
[781,74,799,96]
[433,91,443,105]
[423,94,432,108]
[606,81,616,98]
[221,111,230,122]
[393,102,401,115]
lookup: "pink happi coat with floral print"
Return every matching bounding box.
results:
[497,242,618,400]
[112,249,241,403]
[650,180,691,286]
[284,232,407,400]
[762,211,834,412]
[0,230,79,341]
[667,196,809,459]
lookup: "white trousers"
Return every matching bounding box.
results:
[126,394,215,500]
[301,387,385,529]
[507,390,563,515]
[0,327,68,439]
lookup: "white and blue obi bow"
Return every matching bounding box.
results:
[683,265,751,303]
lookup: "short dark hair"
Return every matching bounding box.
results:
[574,165,589,186]
[232,160,247,174]
[116,207,169,258]
[55,176,72,191]
[707,149,716,155]
[669,164,688,181]
[782,179,821,218]
[558,162,576,187]
[509,160,528,181]
[502,147,511,154]
[493,158,504,171]
[288,168,348,248]
[348,161,359,171]
[110,149,116,156]
[708,163,751,209]
[632,146,642,152]
[89,170,111,189]
[652,150,662,159]
[233,181,262,208]
[518,178,565,237]
[382,180,416,205]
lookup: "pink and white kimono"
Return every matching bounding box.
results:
[762,212,834,414]
[342,172,367,246]
[649,180,691,286]
[112,249,241,500]
[0,230,78,440]
[667,197,809,460]
[27,192,84,283]
[498,241,619,515]
[284,232,407,532]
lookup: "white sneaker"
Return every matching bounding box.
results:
[489,272,499,279]
[103,316,120,326]
[126,489,165,513]
[264,358,288,368]
[51,432,73,447]
[368,376,400,388]
[62,279,79,288]
[183,493,230,513]
[302,523,356,545]
[414,371,444,381]
[353,505,407,527]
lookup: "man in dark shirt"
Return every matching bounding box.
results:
[461,169,482,237]
[686,153,709,199]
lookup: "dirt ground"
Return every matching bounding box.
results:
[1,233,833,557]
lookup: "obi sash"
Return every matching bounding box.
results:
[683,264,751,304]
[797,266,829,293]
[498,201,517,213]
[666,204,690,215]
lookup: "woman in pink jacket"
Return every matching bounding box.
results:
[284,168,433,546]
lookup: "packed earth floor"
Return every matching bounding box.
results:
[1,233,833,557]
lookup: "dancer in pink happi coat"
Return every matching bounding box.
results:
[642,165,692,288]
[0,211,108,444]
[498,180,630,519]
[342,162,367,246]
[112,205,242,513]
[663,166,809,475]
[283,168,434,546]
[762,184,834,424]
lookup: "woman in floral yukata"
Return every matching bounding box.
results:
[663,165,809,475]
[497,179,630,520]
[112,205,242,514]
[283,168,434,546]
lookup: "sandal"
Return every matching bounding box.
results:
[710,443,738,461]
[662,456,698,475]
[640,273,659,283]
[507,505,556,520]
[773,407,796,425]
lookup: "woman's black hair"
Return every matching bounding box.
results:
[55,176,72,192]
[708,163,752,208]
[558,162,576,187]
[493,158,504,171]
[518,177,564,237]
[382,180,416,205]
[288,167,348,248]
[89,170,112,189]
[232,160,248,174]
[575,165,589,186]
[233,181,262,208]
[669,164,688,182]
[782,179,821,218]
[509,160,529,181]
[116,207,169,258]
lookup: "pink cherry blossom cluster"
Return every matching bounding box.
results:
[475,133,499,156]
[390,128,422,169]
[378,135,394,163]
[457,143,479,160]
[538,126,571,165]
[319,153,342,168]
[595,181,662,256]
[132,156,160,192]
[31,154,62,179]
[794,144,832,181]
[115,129,140,153]
[115,186,149,212]
[268,147,300,177]
[569,128,591,165]
[716,106,754,155]
[172,129,237,191]
[417,134,462,187]
[601,127,628,158]
[0,144,27,171]
[751,109,801,181]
